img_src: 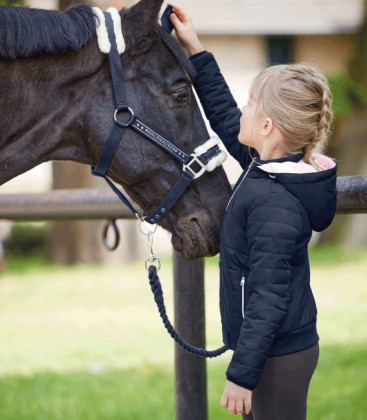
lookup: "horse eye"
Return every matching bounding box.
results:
[172,87,189,103]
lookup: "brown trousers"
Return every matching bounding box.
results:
[242,342,319,420]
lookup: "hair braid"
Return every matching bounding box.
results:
[305,77,334,169]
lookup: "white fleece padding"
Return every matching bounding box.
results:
[206,150,227,172]
[194,136,218,156]
[194,136,227,172]
[93,7,110,53]
[93,7,125,55]
[106,7,126,54]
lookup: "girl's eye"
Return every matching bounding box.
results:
[172,88,189,103]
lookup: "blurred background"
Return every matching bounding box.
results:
[0,0,366,419]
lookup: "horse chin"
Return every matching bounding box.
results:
[171,215,219,260]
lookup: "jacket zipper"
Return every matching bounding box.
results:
[225,160,255,212]
[240,275,246,319]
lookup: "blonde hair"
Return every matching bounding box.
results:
[248,62,335,171]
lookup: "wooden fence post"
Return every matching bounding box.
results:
[173,249,207,420]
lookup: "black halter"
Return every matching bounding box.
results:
[91,11,225,225]
[91,9,229,358]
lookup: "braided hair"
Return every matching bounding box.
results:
[247,62,335,171]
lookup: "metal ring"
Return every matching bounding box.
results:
[114,107,135,127]
[102,219,120,251]
[145,255,161,272]
[139,219,158,236]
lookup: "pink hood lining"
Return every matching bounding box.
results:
[257,152,336,174]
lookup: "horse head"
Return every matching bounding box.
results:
[0,0,232,260]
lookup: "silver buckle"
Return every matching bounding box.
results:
[183,153,207,179]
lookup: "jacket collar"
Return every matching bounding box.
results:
[252,150,305,165]
[249,149,337,232]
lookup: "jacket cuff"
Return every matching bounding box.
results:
[189,50,214,67]
[226,373,256,391]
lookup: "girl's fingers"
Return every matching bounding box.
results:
[169,12,182,29]
[236,399,244,414]
[228,399,236,415]
[169,3,190,23]
[220,394,229,408]
[244,398,252,415]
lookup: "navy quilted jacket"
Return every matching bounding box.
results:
[189,51,338,391]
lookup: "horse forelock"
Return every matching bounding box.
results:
[0,5,96,60]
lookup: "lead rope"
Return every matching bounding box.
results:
[139,220,229,358]
[147,266,229,357]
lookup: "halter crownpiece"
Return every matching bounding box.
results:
[91,7,227,225]
[92,7,125,54]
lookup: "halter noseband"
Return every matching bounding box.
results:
[91,7,227,226]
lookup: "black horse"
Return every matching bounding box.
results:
[0,0,232,260]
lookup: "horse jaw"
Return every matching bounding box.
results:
[171,214,220,260]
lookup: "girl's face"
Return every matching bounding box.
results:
[238,90,262,149]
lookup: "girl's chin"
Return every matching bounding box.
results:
[238,137,249,146]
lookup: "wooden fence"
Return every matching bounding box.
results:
[0,174,365,419]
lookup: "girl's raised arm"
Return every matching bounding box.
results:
[169,3,254,169]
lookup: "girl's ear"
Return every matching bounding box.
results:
[261,118,274,136]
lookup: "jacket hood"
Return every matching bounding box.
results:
[253,151,338,232]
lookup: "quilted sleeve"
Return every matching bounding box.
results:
[226,192,303,390]
[189,50,254,169]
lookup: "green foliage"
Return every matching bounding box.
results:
[4,224,50,258]
[0,0,24,5]
[328,73,367,119]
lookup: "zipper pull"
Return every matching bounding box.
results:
[240,276,245,286]
[269,174,277,182]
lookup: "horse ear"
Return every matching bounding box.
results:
[122,0,164,54]
[125,0,164,29]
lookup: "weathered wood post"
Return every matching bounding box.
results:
[173,250,207,420]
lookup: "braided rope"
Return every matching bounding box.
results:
[148,265,229,358]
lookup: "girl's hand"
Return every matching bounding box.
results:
[168,3,205,56]
[220,380,252,416]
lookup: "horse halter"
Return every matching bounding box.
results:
[90,8,229,358]
[91,7,227,238]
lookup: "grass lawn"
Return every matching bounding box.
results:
[0,243,366,419]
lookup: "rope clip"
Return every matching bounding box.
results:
[138,219,161,272]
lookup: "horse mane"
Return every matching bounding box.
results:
[0,3,196,81]
[155,25,196,81]
[0,4,96,60]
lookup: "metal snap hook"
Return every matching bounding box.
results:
[145,255,161,272]
[102,219,120,251]
[139,218,158,236]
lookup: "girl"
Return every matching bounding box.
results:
[169,4,338,419]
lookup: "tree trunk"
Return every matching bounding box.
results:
[317,1,367,247]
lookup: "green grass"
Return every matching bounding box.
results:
[0,244,366,419]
